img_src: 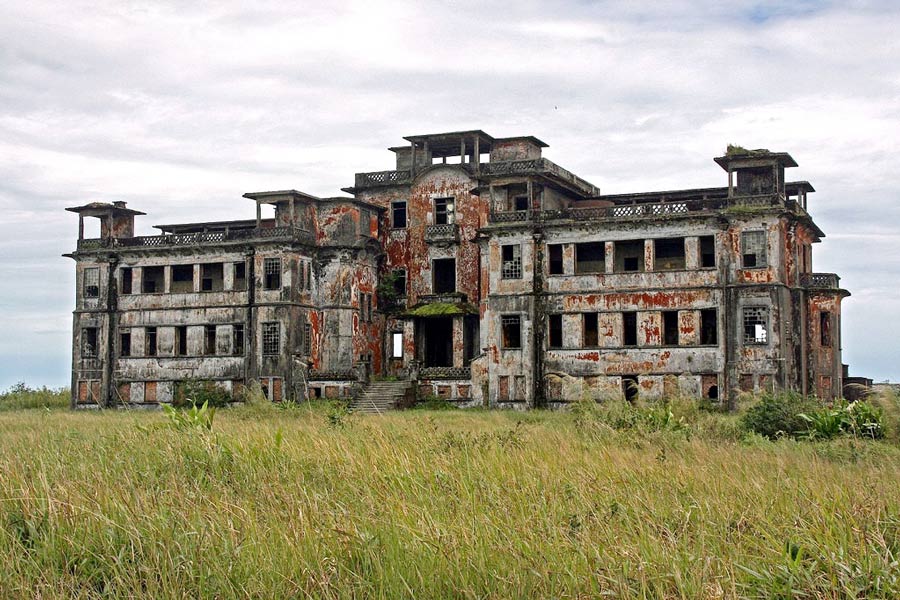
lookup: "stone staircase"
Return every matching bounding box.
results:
[349,380,414,414]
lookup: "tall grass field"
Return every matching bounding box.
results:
[2,384,900,598]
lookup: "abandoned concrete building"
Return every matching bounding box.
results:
[67,130,850,409]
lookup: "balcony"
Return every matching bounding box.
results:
[801,273,841,289]
[424,223,459,243]
[77,226,316,251]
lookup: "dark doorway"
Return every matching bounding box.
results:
[420,317,453,367]
[622,375,639,403]
[432,259,456,294]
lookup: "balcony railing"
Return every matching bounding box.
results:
[308,369,356,381]
[354,169,413,188]
[77,226,316,250]
[424,223,459,243]
[419,366,471,380]
[801,273,841,289]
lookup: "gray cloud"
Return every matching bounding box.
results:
[1,0,899,387]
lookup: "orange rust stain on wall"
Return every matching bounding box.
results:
[575,351,601,361]
[737,268,774,284]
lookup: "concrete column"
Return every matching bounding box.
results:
[605,241,615,274]
[78,215,84,240]
[193,264,201,293]
[452,316,465,367]
[224,262,234,291]
[163,266,172,293]
[644,239,654,272]
[562,243,575,275]
[256,201,261,228]
[684,237,700,270]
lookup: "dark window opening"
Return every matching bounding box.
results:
[501,244,522,279]
[233,324,244,355]
[549,244,564,275]
[84,268,99,298]
[735,167,776,195]
[548,314,563,349]
[120,331,131,357]
[171,265,194,293]
[392,201,407,228]
[392,269,407,297]
[615,240,645,272]
[204,325,217,355]
[464,315,479,363]
[700,309,718,345]
[623,312,638,347]
[700,235,716,268]
[654,238,686,271]
[820,311,832,347]
[175,326,187,356]
[262,322,280,355]
[432,258,456,294]
[501,315,522,349]
[623,375,639,403]
[434,197,455,225]
[583,313,598,347]
[201,263,224,292]
[743,307,769,344]
[263,258,281,290]
[311,387,322,398]
[142,266,164,294]
[233,261,247,291]
[304,322,313,356]
[513,195,529,211]
[82,327,98,357]
[121,267,133,295]
[662,311,679,346]
[742,231,767,268]
[145,327,157,357]
[575,242,606,274]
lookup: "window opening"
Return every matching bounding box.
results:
[392,201,407,228]
[171,265,194,293]
[700,235,716,268]
[233,324,245,355]
[575,242,606,274]
[820,311,832,347]
[121,267,133,294]
[120,330,131,357]
[622,375,639,403]
[82,327,98,357]
[175,326,187,356]
[432,258,456,294]
[513,195,529,211]
[548,244,564,275]
[501,315,522,349]
[145,326,157,357]
[583,313,598,347]
[614,240,645,272]
[743,307,769,344]
[233,261,247,291]
[84,268,99,298]
[501,244,522,279]
[304,322,313,356]
[654,238,686,270]
[392,269,407,297]
[434,197,455,225]
[142,266,164,293]
[742,231,767,268]
[262,322,280,355]
[391,332,403,358]
[623,312,638,346]
[700,309,718,345]
[263,258,281,290]
[548,314,562,349]
[662,311,679,345]
[204,325,217,355]
[201,263,224,292]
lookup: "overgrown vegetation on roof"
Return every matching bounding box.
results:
[726,144,771,157]
[404,302,476,317]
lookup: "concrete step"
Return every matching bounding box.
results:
[350,380,413,413]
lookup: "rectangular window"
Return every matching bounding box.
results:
[575,242,606,274]
[820,311,832,347]
[201,263,223,292]
[83,268,99,298]
[654,238,686,271]
[175,326,187,356]
[171,264,194,293]
[501,244,522,279]
[121,267,133,295]
[623,312,638,347]
[700,308,718,345]
[742,231,767,268]
[304,322,313,356]
[513,195,529,211]
[142,266,164,293]
[204,325,217,356]
[662,311,679,346]
[501,315,522,349]
[548,244,564,275]
[391,332,403,358]
[233,261,247,291]
[743,307,769,344]
[700,235,716,268]
[392,269,407,297]
[432,258,456,294]
[434,197,455,225]
[145,326,157,357]
[263,258,281,290]
[120,330,131,357]
[82,327,98,357]
[583,313,598,347]
[548,314,563,349]
[614,240,645,272]
[392,201,407,228]
[233,323,245,355]
[262,322,280,355]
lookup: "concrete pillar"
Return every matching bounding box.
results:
[605,241,615,273]
[452,316,465,367]
[685,237,700,270]
[644,239,654,272]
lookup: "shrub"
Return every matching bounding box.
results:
[162,400,216,431]
[173,380,232,409]
[800,400,884,440]
[414,395,457,411]
[740,392,819,439]
[0,382,69,411]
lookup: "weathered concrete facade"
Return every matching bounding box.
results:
[67,131,850,408]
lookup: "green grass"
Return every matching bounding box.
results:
[0,383,68,411]
[1,397,900,598]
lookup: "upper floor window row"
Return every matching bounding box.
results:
[547,235,717,275]
[115,261,253,295]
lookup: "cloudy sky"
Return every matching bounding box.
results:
[1,0,899,389]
